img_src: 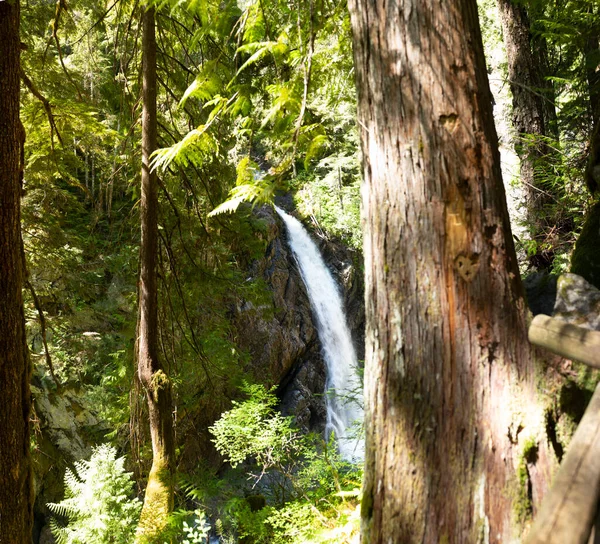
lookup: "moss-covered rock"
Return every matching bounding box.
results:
[553,273,600,331]
[571,200,600,289]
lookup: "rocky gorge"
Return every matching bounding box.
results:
[29,203,365,542]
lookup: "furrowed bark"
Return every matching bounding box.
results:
[348,0,554,541]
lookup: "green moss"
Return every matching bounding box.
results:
[514,461,532,524]
[135,461,174,543]
[514,438,538,524]
[360,486,374,521]
[522,437,539,464]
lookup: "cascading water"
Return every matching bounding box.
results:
[275,206,364,462]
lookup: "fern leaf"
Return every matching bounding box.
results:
[304,134,329,170]
[49,517,69,544]
[235,42,277,76]
[208,180,275,217]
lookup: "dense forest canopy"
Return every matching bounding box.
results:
[0,0,599,541]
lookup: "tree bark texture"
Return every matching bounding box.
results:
[497,0,551,216]
[136,5,175,540]
[0,0,34,541]
[348,0,553,542]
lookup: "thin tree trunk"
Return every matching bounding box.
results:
[348,0,554,541]
[585,32,600,126]
[584,23,600,195]
[0,0,34,540]
[532,35,559,140]
[497,0,551,221]
[135,5,175,541]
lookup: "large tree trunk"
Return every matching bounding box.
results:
[497,0,552,223]
[0,0,34,540]
[348,0,554,542]
[135,5,175,540]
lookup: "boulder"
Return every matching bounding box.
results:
[524,271,558,316]
[553,273,600,331]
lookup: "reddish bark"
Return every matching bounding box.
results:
[0,0,34,540]
[348,0,553,541]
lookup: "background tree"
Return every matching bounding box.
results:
[0,0,34,539]
[135,4,176,540]
[497,0,555,235]
[348,0,555,541]
[584,6,600,194]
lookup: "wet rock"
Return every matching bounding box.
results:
[233,206,321,387]
[31,369,109,543]
[233,205,364,432]
[279,357,328,434]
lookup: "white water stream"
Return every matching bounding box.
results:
[275,206,364,462]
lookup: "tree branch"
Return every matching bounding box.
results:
[50,0,83,101]
[20,68,64,148]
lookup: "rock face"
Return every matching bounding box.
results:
[31,370,109,543]
[233,205,365,433]
[29,203,365,541]
[553,273,600,331]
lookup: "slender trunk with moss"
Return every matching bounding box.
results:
[348,0,556,541]
[0,0,34,540]
[135,5,175,541]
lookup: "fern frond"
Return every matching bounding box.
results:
[47,501,77,520]
[208,180,275,217]
[304,134,329,169]
[49,517,69,544]
[151,126,218,172]
[235,32,289,76]
[179,61,222,107]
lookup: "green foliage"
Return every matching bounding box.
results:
[205,384,363,543]
[47,445,141,544]
[293,152,362,249]
[181,510,211,544]
[162,508,211,544]
[210,383,303,471]
[148,0,360,227]
[208,158,277,216]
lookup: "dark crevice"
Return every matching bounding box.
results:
[525,463,534,512]
[546,409,564,463]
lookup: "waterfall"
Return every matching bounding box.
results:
[275,206,364,462]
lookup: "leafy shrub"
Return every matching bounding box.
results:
[47,444,141,544]
[207,383,363,543]
[209,383,305,476]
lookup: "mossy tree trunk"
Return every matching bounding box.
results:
[348,0,555,541]
[0,0,34,540]
[135,4,175,541]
